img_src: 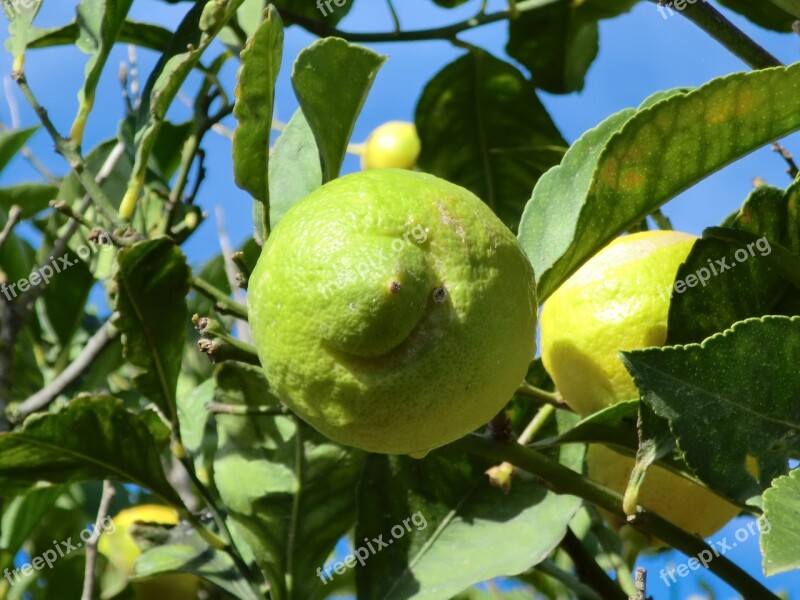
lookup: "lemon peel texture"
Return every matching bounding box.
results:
[248,169,537,455]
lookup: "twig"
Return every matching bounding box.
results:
[561,528,628,600]
[215,206,251,343]
[81,480,116,600]
[628,567,646,600]
[516,381,566,408]
[386,0,401,33]
[11,70,125,229]
[193,315,259,365]
[535,559,604,600]
[649,0,782,69]
[191,277,248,320]
[454,434,780,600]
[0,205,22,250]
[14,318,118,421]
[279,0,560,43]
[772,143,799,179]
[206,402,288,416]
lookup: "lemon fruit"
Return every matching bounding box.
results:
[540,230,739,539]
[248,169,537,456]
[361,121,421,170]
[99,505,199,599]
[541,230,697,417]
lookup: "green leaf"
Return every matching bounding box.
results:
[71,0,134,143]
[762,469,800,575]
[113,238,191,424]
[717,0,797,31]
[622,316,800,506]
[0,183,57,219]
[356,416,583,600]
[522,63,800,302]
[177,378,214,455]
[233,5,283,244]
[667,185,799,344]
[0,486,65,556]
[292,37,386,182]
[0,206,35,285]
[533,400,639,450]
[416,50,567,230]
[23,19,174,52]
[0,395,181,504]
[518,108,634,300]
[268,108,322,229]
[136,520,260,599]
[40,247,94,348]
[6,0,42,61]
[272,0,353,25]
[0,127,36,175]
[506,1,599,94]
[211,362,364,600]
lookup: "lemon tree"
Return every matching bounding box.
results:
[1,1,800,600]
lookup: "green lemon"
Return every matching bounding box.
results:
[99,505,200,599]
[540,230,739,540]
[361,121,421,170]
[248,169,537,456]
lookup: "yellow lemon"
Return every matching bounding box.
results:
[541,230,739,539]
[99,505,199,599]
[248,169,537,456]
[361,121,421,170]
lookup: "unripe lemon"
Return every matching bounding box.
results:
[248,169,537,456]
[99,505,200,599]
[541,231,739,539]
[361,121,421,170]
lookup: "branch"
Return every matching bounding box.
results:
[454,434,780,600]
[561,528,627,600]
[516,381,567,408]
[14,318,119,421]
[651,0,782,69]
[206,401,288,416]
[280,0,558,43]
[191,277,248,320]
[81,480,116,600]
[11,70,126,229]
[0,205,22,250]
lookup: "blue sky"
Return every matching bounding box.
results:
[1,1,799,598]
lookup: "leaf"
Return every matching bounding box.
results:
[268,108,322,228]
[356,414,583,600]
[518,108,634,300]
[233,5,283,210]
[416,50,567,230]
[667,185,800,344]
[622,316,800,506]
[211,362,364,600]
[0,486,65,556]
[113,238,191,424]
[0,127,36,175]
[272,0,353,25]
[136,520,260,600]
[292,37,386,182]
[177,378,214,455]
[0,395,181,504]
[71,0,134,143]
[0,183,57,219]
[521,63,800,301]
[23,19,174,52]
[717,0,797,31]
[506,1,599,94]
[6,0,42,62]
[761,469,800,575]
[533,401,639,450]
